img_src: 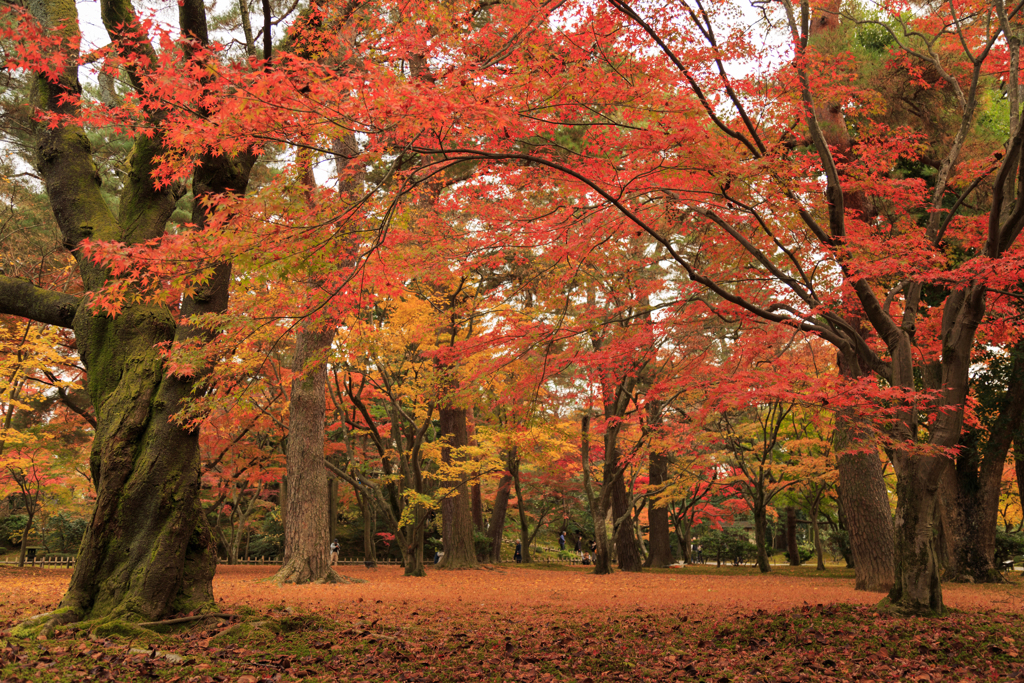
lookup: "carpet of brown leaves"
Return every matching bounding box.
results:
[2,564,1024,682]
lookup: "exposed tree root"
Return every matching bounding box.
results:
[137,613,233,627]
[12,607,82,638]
[272,561,364,585]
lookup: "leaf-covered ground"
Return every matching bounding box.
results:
[2,564,1024,682]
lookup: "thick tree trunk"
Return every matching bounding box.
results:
[834,391,896,591]
[952,340,1024,582]
[645,450,672,568]
[402,509,427,577]
[361,491,378,568]
[754,504,770,573]
[888,455,944,613]
[5,0,257,632]
[787,506,800,566]
[807,0,897,594]
[273,325,342,585]
[438,406,477,569]
[611,469,642,571]
[54,308,218,623]
[604,424,641,572]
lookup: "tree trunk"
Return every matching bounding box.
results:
[4,0,257,628]
[57,309,219,623]
[645,451,672,568]
[787,507,800,566]
[754,504,770,573]
[611,469,641,571]
[952,339,1024,582]
[679,520,692,564]
[592,486,613,574]
[472,483,484,533]
[16,510,34,569]
[488,451,515,562]
[273,325,343,585]
[834,407,895,591]
[438,406,477,569]
[811,499,826,571]
[402,508,427,577]
[512,462,536,565]
[888,455,944,613]
[328,477,338,550]
[581,413,612,574]
[361,490,377,568]
[604,423,640,572]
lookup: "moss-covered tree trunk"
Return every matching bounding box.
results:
[62,309,218,620]
[3,0,255,630]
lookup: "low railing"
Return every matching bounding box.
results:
[0,555,77,567]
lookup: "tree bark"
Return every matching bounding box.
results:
[811,495,826,571]
[888,455,944,613]
[834,347,896,592]
[273,325,343,585]
[787,506,800,566]
[611,464,642,572]
[360,489,378,568]
[952,338,1024,581]
[487,449,515,562]
[644,403,672,568]
[753,504,770,573]
[512,458,532,564]
[438,406,477,569]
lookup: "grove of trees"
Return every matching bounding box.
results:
[1,0,1023,629]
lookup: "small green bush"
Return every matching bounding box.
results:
[783,543,815,565]
[701,529,758,566]
[995,532,1024,568]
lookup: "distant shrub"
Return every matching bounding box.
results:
[995,533,1024,568]
[701,529,758,566]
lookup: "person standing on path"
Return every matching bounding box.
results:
[559,531,566,551]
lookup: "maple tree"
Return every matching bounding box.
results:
[0,0,257,626]
[276,0,1023,612]
[4,0,1024,632]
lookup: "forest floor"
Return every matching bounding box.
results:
[2,563,1023,682]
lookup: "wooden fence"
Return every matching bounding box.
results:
[0,554,583,567]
